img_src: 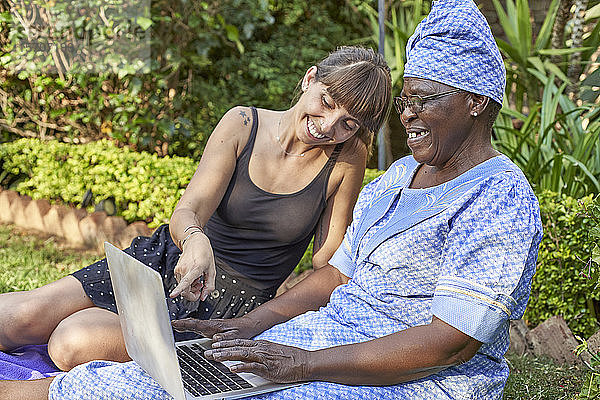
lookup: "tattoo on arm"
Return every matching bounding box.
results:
[239,110,251,126]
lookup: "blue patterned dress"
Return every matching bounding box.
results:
[49,154,543,400]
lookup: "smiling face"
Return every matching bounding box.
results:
[398,77,478,169]
[295,67,361,146]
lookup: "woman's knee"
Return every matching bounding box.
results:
[0,291,53,345]
[0,277,93,346]
[48,308,127,371]
[48,317,94,371]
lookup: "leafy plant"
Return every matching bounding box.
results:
[0,138,198,227]
[575,335,600,399]
[579,195,600,289]
[493,74,600,198]
[492,0,600,111]
[0,137,385,231]
[526,191,600,338]
[0,0,370,159]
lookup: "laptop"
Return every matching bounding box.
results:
[104,242,300,400]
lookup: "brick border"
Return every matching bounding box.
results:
[0,188,152,250]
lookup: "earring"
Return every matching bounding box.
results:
[473,112,478,117]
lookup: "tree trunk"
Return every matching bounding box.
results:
[566,0,590,97]
[551,0,573,66]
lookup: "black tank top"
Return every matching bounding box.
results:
[204,107,344,291]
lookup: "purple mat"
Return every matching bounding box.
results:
[0,344,62,380]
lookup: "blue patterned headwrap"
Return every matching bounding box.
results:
[404,0,506,105]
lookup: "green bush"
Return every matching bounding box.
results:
[0,137,384,232]
[527,191,600,338]
[0,138,197,227]
[0,0,370,159]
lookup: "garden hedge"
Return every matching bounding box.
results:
[0,138,384,227]
[2,138,598,336]
[0,138,196,227]
[526,191,599,338]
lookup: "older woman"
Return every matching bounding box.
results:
[0,0,542,398]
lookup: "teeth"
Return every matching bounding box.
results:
[408,130,429,139]
[308,119,325,139]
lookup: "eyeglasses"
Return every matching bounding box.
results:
[394,89,462,115]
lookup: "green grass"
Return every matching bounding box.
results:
[504,354,587,399]
[0,223,590,397]
[0,224,100,292]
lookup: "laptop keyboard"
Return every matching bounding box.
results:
[177,343,253,397]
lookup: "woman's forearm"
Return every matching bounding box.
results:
[243,265,348,335]
[304,317,481,386]
[169,208,205,249]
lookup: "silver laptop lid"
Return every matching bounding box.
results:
[105,242,187,400]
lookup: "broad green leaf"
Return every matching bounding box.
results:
[592,244,600,265]
[497,38,524,65]
[563,154,600,193]
[550,154,562,192]
[516,0,532,57]
[590,226,600,241]
[583,22,600,63]
[492,0,520,53]
[528,56,545,73]
[586,3,600,21]
[136,17,153,31]
[543,60,570,84]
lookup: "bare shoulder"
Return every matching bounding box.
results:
[326,137,367,198]
[337,137,368,173]
[214,106,255,133]
[208,106,255,153]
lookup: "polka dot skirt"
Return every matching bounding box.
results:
[71,224,275,340]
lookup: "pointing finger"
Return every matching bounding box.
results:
[169,271,200,299]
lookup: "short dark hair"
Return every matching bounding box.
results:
[314,46,392,153]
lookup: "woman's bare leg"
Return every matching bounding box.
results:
[0,275,130,371]
[0,377,53,400]
[0,276,94,351]
[47,307,130,371]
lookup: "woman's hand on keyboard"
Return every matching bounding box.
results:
[204,339,310,384]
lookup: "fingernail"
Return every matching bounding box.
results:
[205,350,213,357]
[213,335,222,341]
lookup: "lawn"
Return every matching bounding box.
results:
[0,223,590,398]
[0,223,100,292]
[504,353,587,399]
